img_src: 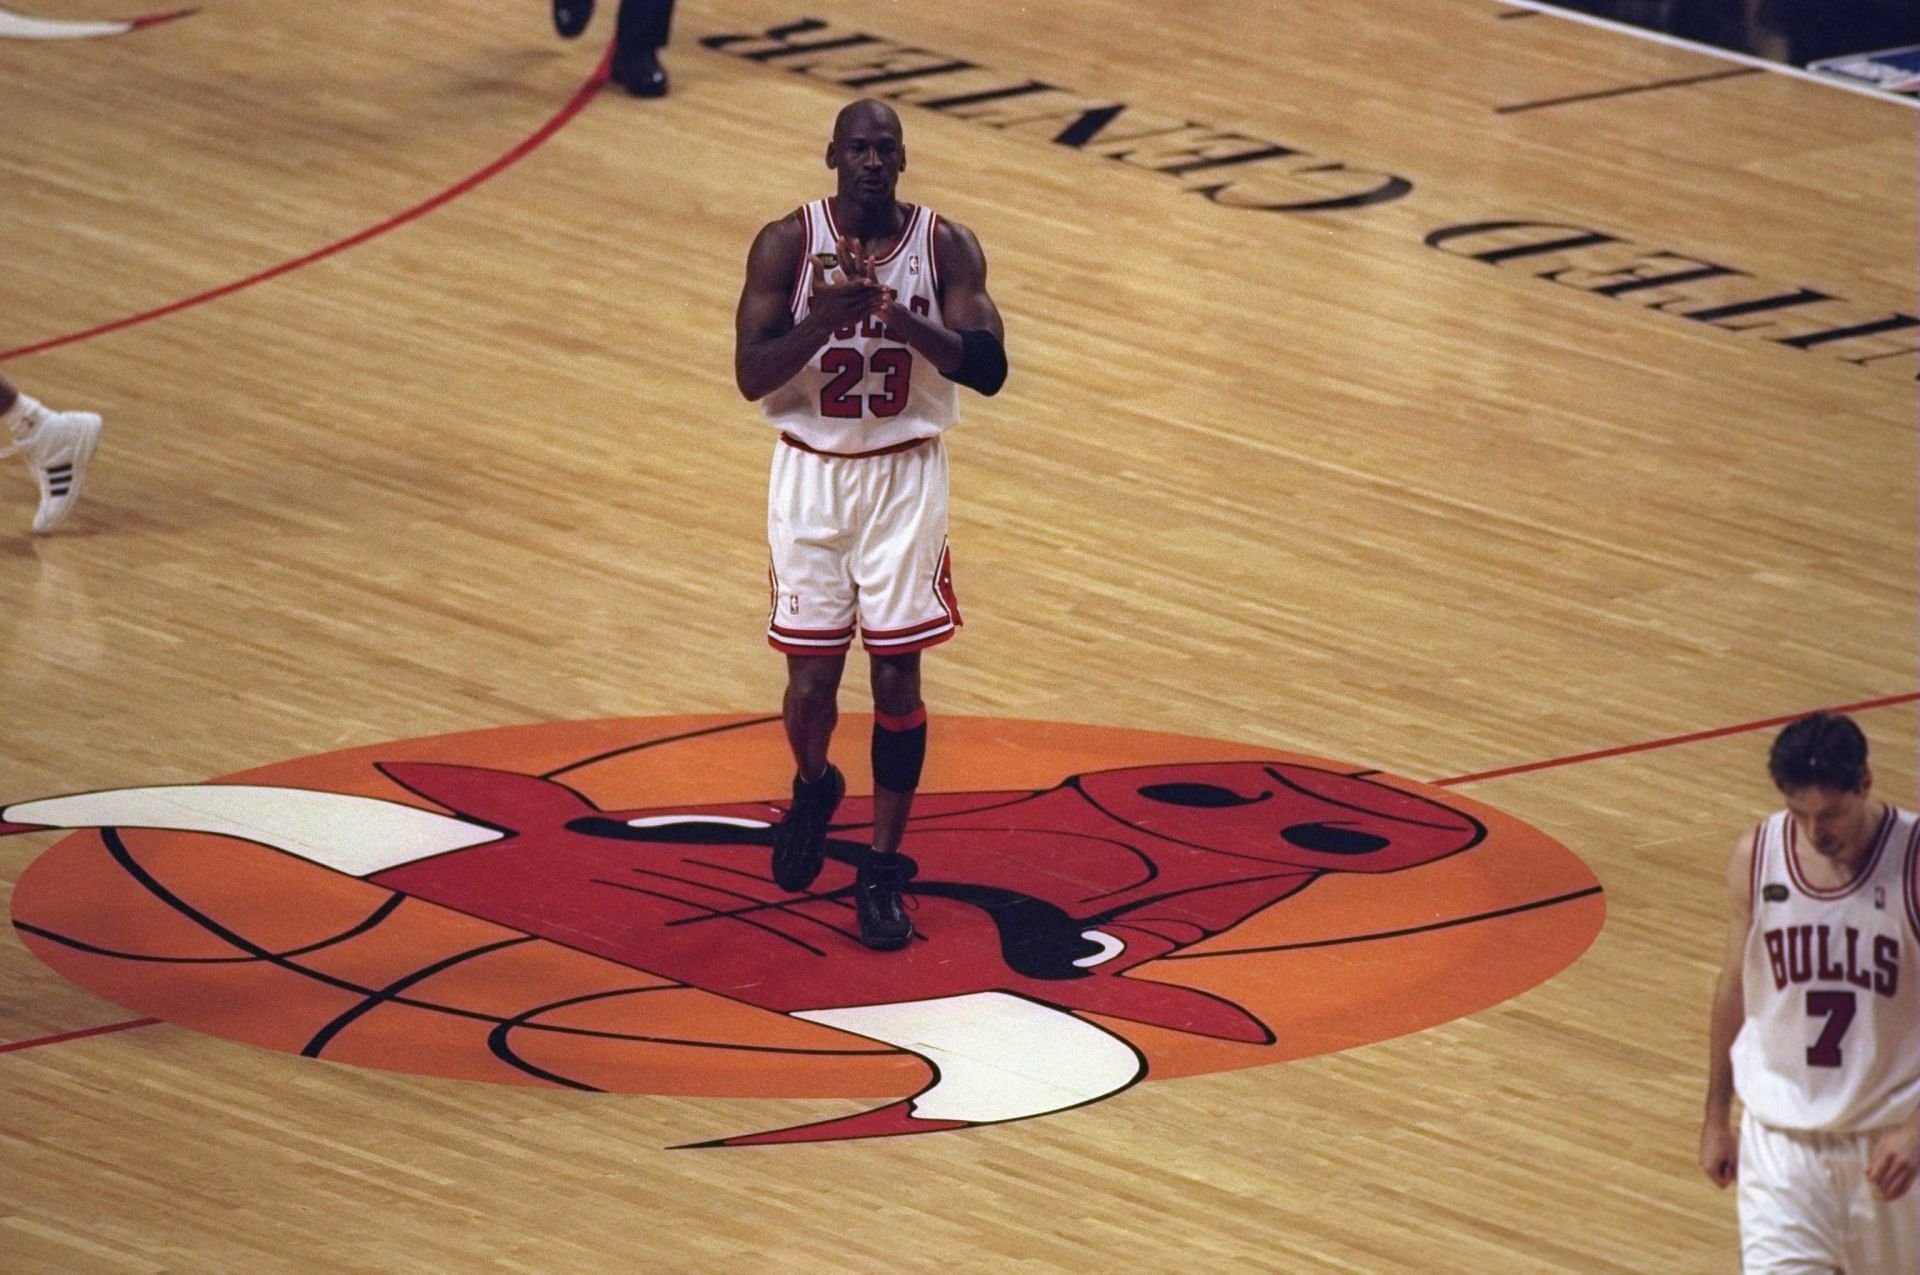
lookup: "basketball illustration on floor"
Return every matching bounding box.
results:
[4,715,1603,1145]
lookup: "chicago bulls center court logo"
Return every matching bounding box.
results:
[4,716,1603,1146]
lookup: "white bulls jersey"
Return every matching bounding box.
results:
[1733,805,1920,1133]
[760,199,958,455]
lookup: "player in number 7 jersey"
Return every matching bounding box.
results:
[1699,711,1920,1272]
[733,98,1007,952]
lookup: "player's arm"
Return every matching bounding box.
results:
[1865,1116,1919,1202]
[880,218,1007,395]
[734,216,884,401]
[1699,828,1755,1188]
[1864,855,1920,1201]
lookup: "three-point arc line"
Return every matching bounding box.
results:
[6,691,1912,1055]
[0,1015,160,1053]
[0,37,615,363]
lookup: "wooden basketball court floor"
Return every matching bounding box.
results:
[2,1,1913,1270]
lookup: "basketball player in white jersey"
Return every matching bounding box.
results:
[1700,712,1919,1272]
[733,99,1007,951]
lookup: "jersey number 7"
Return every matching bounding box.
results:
[1805,989,1856,1068]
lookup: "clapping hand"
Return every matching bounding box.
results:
[807,239,888,331]
[834,235,898,324]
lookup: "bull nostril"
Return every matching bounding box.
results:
[1136,783,1271,809]
[1280,822,1389,855]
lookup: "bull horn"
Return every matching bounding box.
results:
[0,6,194,40]
[687,991,1146,1147]
[2,785,501,876]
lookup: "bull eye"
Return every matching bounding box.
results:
[1137,783,1271,809]
[1281,822,1389,854]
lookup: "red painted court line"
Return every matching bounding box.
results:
[130,8,199,31]
[1434,690,1920,786]
[0,1016,160,1054]
[0,42,613,363]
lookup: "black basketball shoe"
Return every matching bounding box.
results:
[771,764,843,892]
[855,853,916,951]
[612,46,668,97]
[553,0,593,38]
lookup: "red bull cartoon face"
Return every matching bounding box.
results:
[1071,762,1485,872]
[3,716,1601,1148]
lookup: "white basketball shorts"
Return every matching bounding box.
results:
[766,434,961,657]
[1738,1108,1919,1274]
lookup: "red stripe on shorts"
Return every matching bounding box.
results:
[779,432,933,460]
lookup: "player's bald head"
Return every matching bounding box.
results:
[832,98,903,143]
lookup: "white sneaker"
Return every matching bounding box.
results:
[10,409,103,534]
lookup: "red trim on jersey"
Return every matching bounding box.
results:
[787,204,815,319]
[1748,820,1766,915]
[1784,806,1894,899]
[1781,816,1803,895]
[875,706,928,731]
[1903,817,1920,940]
[874,205,920,266]
[928,211,945,301]
[818,200,919,266]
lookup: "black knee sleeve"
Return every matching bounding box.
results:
[871,714,928,793]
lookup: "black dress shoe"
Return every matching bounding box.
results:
[553,0,593,38]
[612,47,669,97]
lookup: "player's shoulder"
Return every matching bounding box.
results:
[931,212,983,251]
[1734,811,1773,856]
[746,208,810,273]
[1727,820,1764,904]
[929,214,989,280]
[755,206,810,245]
[1734,810,1783,861]
[1895,802,1920,871]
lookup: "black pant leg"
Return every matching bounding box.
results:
[616,0,673,50]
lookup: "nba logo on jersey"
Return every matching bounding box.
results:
[1876,885,1886,909]
[908,254,921,276]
